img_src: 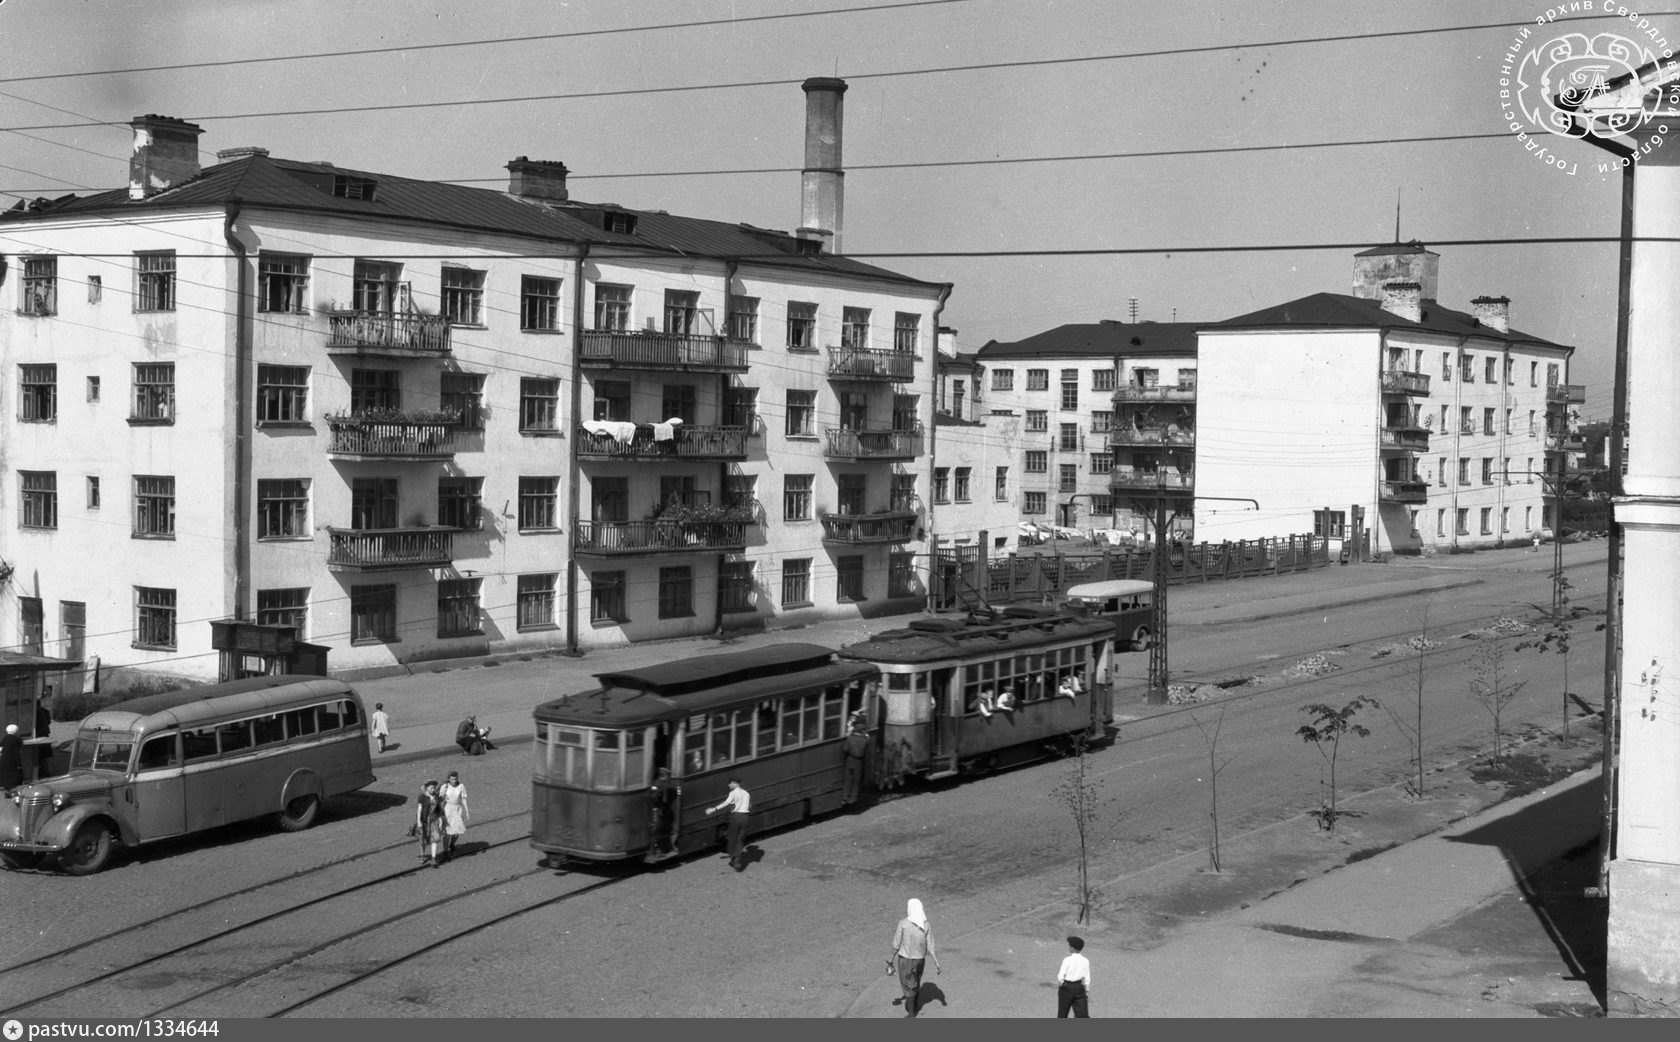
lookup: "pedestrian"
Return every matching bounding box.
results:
[650,767,681,856]
[414,779,445,866]
[456,715,494,755]
[440,770,469,862]
[371,702,390,753]
[1532,533,1541,552]
[0,724,24,791]
[704,777,751,868]
[888,898,941,1017]
[842,712,870,805]
[1055,935,1090,1018]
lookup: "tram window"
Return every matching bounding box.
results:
[710,711,734,766]
[182,728,219,761]
[801,695,820,744]
[822,691,843,740]
[624,729,647,789]
[217,720,252,754]
[732,710,752,764]
[887,673,911,692]
[549,726,587,786]
[137,733,178,770]
[591,730,622,790]
[252,714,285,746]
[285,707,318,738]
[780,697,802,747]
[683,732,707,774]
[756,703,778,757]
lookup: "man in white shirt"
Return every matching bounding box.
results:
[705,777,752,869]
[1056,935,1090,1018]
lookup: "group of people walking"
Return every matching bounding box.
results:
[886,898,1091,1018]
[414,771,469,866]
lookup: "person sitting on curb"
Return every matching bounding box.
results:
[456,715,495,755]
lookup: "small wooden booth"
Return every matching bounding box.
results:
[1,651,81,782]
[209,619,330,681]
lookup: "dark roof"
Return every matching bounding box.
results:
[1216,292,1571,350]
[977,320,1202,361]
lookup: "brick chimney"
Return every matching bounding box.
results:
[1353,241,1440,301]
[1380,281,1423,323]
[798,77,847,255]
[507,157,570,202]
[129,115,204,201]
[1471,295,1511,333]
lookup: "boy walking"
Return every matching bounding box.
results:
[371,703,390,753]
[1056,935,1090,1018]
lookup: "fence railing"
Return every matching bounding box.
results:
[576,423,749,460]
[1381,371,1431,396]
[819,510,918,544]
[326,312,452,355]
[580,330,750,370]
[826,346,916,382]
[327,420,458,458]
[823,427,924,459]
[326,526,455,570]
[573,519,749,555]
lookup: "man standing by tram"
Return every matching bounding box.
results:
[842,712,870,806]
[705,777,751,869]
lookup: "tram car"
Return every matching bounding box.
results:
[529,608,1115,866]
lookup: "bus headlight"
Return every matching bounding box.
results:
[51,793,68,811]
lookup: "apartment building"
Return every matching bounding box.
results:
[932,344,1020,556]
[1194,243,1577,554]
[0,86,948,684]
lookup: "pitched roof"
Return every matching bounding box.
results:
[977,320,1202,360]
[1217,292,1570,350]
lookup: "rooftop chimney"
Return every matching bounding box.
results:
[1353,241,1439,301]
[1380,281,1423,323]
[129,115,205,201]
[507,157,570,203]
[1470,295,1511,333]
[797,77,847,255]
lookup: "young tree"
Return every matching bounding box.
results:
[1379,632,1440,800]
[1050,734,1103,923]
[1516,573,1576,740]
[1296,696,1379,831]
[1469,637,1529,762]
[1189,708,1238,871]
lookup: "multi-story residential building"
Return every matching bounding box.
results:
[977,320,1201,539]
[933,341,1020,557]
[0,85,949,684]
[1194,243,1576,554]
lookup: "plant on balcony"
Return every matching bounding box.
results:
[650,497,755,525]
[323,406,463,426]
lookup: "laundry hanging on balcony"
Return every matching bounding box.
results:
[582,419,637,445]
[653,417,685,442]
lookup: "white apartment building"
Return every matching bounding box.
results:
[1194,244,1577,554]
[933,345,1021,557]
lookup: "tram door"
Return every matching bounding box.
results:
[648,723,682,859]
[928,668,958,777]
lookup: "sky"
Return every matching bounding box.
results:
[0,0,1662,422]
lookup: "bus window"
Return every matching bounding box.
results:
[623,729,647,789]
[91,738,135,772]
[183,728,219,761]
[285,707,318,739]
[709,711,734,766]
[137,733,179,771]
[756,703,778,757]
[591,730,622,789]
[252,714,285,746]
[319,700,355,731]
[217,720,252,754]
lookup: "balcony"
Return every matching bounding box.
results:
[823,426,924,461]
[573,519,749,557]
[1379,480,1429,504]
[576,423,749,462]
[1109,467,1194,495]
[1546,383,1586,405]
[1107,426,1194,449]
[1379,425,1431,452]
[326,413,458,460]
[580,330,749,372]
[1112,383,1196,403]
[1381,371,1431,396]
[326,311,452,357]
[326,526,455,572]
[826,346,916,383]
[819,510,918,545]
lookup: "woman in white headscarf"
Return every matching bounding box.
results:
[888,897,942,1017]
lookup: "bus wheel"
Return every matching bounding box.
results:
[0,850,43,871]
[1131,627,1152,651]
[58,822,113,876]
[277,793,320,832]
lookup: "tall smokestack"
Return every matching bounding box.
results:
[798,77,846,255]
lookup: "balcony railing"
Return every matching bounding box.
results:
[580,330,750,372]
[1381,371,1431,396]
[1546,383,1586,404]
[576,423,749,461]
[326,417,458,459]
[823,426,924,460]
[1109,467,1195,493]
[326,526,455,571]
[1379,480,1429,504]
[1379,426,1431,452]
[1112,383,1196,402]
[573,519,748,556]
[819,510,919,545]
[826,346,916,382]
[1107,426,1195,448]
[325,311,452,356]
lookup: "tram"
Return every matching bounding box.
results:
[530,606,1117,867]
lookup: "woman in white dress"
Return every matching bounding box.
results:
[440,770,469,862]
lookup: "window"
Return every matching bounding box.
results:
[20,364,56,422]
[1528,410,1537,436]
[1482,458,1493,485]
[1501,506,1510,534]
[1025,451,1047,473]
[782,559,812,606]
[836,556,864,602]
[592,477,628,524]
[1061,369,1079,410]
[594,284,631,330]
[1530,361,1540,387]
[134,587,176,649]
[891,473,917,512]
[1059,464,1078,493]
[437,578,482,637]
[1458,459,1471,486]
[723,386,757,430]
[841,307,870,350]
[351,584,398,643]
[1527,457,1535,483]
[440,372,484,429]
[1460,407,1473,435]
[590,379,631,422]
[728,296,759,343]
[1091,410,1112,433]
[661,384,697,424]
[663,290,700,335]
[257,365,309,424]
[1442,352,1453,381]
[1437,509,1446,537]
[1502,457,1512,485]
[726,474,759,515]
[1505,358,1515,385]
[785,389,816,436]
[1525,506,1534,531]
[438,477,483,531]
[889,553,915,598]
[1091,495,1113,516]
[87,275,101,304]
[1027,369,1049,391]
[1092,369,1115,392]
[521,275,562,331]
[954,467,971,502]
[1456,508,1470,536]
[995,466,1008,501]
[590,571,628,623]
[1485,357,1497,384]
[86,476,100,510]
[1461,354,1475,382]
[1483,408,1495,435]
[720,561,756,614]
[783,474,813,521]
[258,253,309,313]
[838,473,867,515]
[1024,409,1049,433]
[518,476,559,530]
[1480,507,1493,535]
[1059,423,1079,451]
[441,266,486,325]
[1437,456,1447,487]
[351,369,399,413]
[134,251,176,311]
[1131,367,1158,389]
[1313,510,1347,538]
[658,566,694,619]
[520,377,560,433]
[893,312,919,353]
[86,375,100,403]
[517,573,558,630]
[352,260,402,313]
[933,468,950,504]
[1504,408,1513,435]
[1024,491,1047,514]
[133,476,175,538]
[257,479,309,539]
[1090,453,1114,474]
[787,301,816,349]
[131,363,175,422]
[20,472,56,529]
[20,256,56,315]
[257,588,308,634]
[992,369,1014,392]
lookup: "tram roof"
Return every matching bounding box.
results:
[838,609,1113,666]
[535,657,877,728]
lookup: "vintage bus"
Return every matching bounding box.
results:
[0,675,374,875]
[1062,579,1157,653]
